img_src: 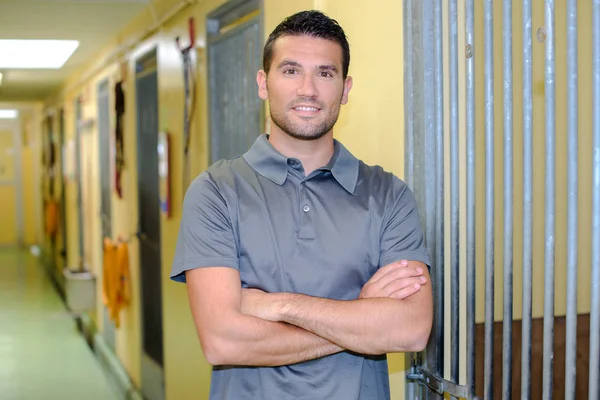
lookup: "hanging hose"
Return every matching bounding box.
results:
[176,17,197,191]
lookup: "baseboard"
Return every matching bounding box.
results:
[78,313,144,400]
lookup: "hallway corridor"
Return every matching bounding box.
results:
[0,249,119,400]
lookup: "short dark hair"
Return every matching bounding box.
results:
[263,10,350,79]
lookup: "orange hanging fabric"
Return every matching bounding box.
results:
[102,238,117,311]
[44,200,59,237]
[112,240,131,328]
[102,237,131,328]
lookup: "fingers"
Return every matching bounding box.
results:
[367,263,424,291]
[389,282,422,300]
[366,260,409,286]
[381,276,427,296]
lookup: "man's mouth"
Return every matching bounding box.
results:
[293,106,320,112]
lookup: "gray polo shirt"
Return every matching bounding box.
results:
[171,134,430,400]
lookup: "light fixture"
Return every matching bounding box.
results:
[0,72,3,87]
[0,110,18,119]
[0,40,79,69]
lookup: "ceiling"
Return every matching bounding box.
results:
[0,0,148,102]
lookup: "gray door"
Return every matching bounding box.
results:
[75,98,85,270]
[208,10,262,163]
[98,79,116,350]
[59,109,67,262]
[135,49,165,400]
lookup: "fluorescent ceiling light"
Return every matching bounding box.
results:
[0,40,79,69]
[0,110,18,119]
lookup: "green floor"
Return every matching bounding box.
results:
[0,248,120,400]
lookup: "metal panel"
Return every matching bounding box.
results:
[406,0,443,398]
[542,2,556,399]
[208,17,262,163]
[565,0,579,399]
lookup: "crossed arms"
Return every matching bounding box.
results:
[185,259,433,367]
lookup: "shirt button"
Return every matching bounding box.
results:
[303,205,310,213]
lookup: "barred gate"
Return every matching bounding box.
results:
[403,0,600,399]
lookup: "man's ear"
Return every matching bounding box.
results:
[341,76,353,105]
[257,70,268,100]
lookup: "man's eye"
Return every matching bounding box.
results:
[320,71,333,78]
[284,69,298,75]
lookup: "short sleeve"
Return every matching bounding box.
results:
[170,174,239,283]
[379,178,431,269]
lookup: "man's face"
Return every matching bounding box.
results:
[257,35,353,141]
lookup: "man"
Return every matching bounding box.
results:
[171,10,433,400]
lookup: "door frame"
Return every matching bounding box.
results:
[0,117,24,246]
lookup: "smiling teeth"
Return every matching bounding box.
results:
[296,107,318,111]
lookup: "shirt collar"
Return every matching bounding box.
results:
[243,134,359,194]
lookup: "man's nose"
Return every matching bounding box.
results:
[297,75,318,98]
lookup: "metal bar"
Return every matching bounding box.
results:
[403,1,416,397]
[565,0,578,399]
[521,0,533,398]
[433,0,446,388]
[465,0,476,396]
[484,0,495,398]
[448,0,459,391]
[590,1,600,398]
[502,0,514,399]
[417,0,443,397]
[542,1,556,399]
[404,0,414,191]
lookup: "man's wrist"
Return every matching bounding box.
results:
[270,292,300,322]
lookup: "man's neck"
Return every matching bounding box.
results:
[268,130,335,176]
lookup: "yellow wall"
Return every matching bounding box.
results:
[44,1,412,399]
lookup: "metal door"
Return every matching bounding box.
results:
[59,109,67,261]
[403,0,600,399]
[207,0,262,163]
[135,48,165,400]
[98,78,116,350]
[75,98,85,269]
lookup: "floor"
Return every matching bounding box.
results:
[0,248,120,400]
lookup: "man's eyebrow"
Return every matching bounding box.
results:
[318,65,339,73]
[276,60,302,69]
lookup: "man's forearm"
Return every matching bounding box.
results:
[205,312,343,367]
[271,294,431,355]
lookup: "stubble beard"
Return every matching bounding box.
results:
[269,100,340,141]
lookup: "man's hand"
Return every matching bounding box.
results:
[359,260,427,300]
[241,288,279,321]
